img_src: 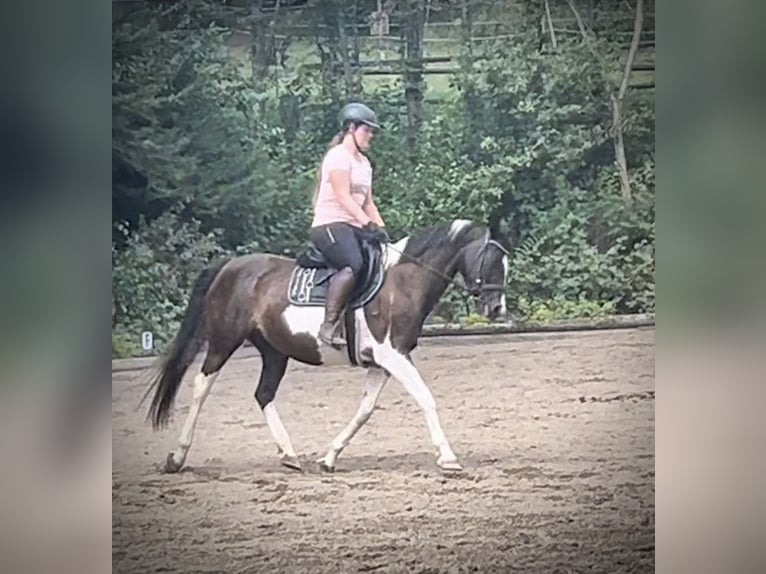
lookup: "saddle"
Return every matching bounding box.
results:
[288,239,385,309]
[288,239,384,367]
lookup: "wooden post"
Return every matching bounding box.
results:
[371,0,390,61]
[544,0,557,49]
[250,1,270,84]
[401,0,425,149]
[459,0,482,162]
[338,6,353,98]
[314,0,344,104]
[250,1,270,118]
[350,0,362,95]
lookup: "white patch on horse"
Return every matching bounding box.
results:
[282,304,323,338]
[370,334,461,470]
[383,237,409,268]
[354,307,377,364]
[282,304,369,366]
[500,253,508,316]
[449,219,472,240]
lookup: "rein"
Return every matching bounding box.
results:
[383,238,508,298]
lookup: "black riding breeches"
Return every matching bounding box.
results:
[310,223,364,276]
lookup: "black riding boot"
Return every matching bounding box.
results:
[318,267,356,347]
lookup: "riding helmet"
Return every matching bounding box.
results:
[339,102,380,130]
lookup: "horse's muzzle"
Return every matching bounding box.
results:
[485,302,505,322]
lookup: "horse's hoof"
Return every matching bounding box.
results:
[164,452,183,474]
[438,459,463,473]
[317,459,335,473]
[280,454,302,471]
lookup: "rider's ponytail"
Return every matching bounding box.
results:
[312,128,348,207]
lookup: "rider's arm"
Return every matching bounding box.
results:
[328,168,372,226]
[363,193,385,227]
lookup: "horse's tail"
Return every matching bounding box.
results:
[143,257,230,429]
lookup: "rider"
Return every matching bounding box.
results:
[310,102,390,347]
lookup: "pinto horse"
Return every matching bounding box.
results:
[145,219,509,473]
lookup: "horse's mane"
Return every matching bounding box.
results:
[403,220,487,260]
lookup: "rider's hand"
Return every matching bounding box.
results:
[362,222,390,244]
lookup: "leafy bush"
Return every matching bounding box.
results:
[112,327,142,359]
[462,313,491,326]
[112,208,225,354]
[516,296,616,323]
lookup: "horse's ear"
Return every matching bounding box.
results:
[489,220,512,252]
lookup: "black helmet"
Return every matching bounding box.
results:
[339,102,380,129]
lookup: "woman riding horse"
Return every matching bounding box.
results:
[144,106,511,475]
[310,102,389,348]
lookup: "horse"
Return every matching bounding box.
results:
[144,219,510,474]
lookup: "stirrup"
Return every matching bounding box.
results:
[319,322,346,348]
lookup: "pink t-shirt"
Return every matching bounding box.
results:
[311,144,372,228]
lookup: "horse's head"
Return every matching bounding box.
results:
[396,220,510,322]
[460,230,510,321]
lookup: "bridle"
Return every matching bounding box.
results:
[383,235,509,299]
[466,237,510,296]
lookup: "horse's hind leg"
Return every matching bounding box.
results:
[251,335,299,471]
[319,367,389,472]
[165,344,237,473]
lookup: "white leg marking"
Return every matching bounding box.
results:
[170,370,219,468]
[373,338,460,469]
[262,402,298,459]
[322,367,389,469]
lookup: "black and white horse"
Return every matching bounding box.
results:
[145,219,509,473]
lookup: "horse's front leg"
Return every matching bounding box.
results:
[319,366,389,472]
[373,340,462,472]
